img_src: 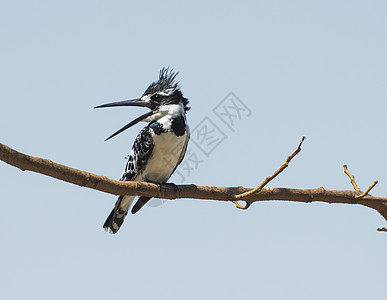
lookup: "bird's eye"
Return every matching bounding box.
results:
[151,94,161,101]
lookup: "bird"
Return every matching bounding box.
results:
[95,68,190,234]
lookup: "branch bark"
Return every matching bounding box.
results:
[1,142,387,229]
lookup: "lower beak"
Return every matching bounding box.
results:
[94,99,156,141]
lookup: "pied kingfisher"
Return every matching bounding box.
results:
[95,68,190,234]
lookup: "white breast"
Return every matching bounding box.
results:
[140,129,188,183]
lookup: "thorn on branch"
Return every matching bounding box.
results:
[232,136,306,209]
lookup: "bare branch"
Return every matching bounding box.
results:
[1,142,387,231]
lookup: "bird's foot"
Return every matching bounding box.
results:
[164,182,179,193]
[144,179,163,191]
[144,179,179,194]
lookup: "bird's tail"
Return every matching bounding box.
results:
[103,195,135,234]
[131,196,152,214]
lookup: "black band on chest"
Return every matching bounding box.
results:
[171,116,186,136]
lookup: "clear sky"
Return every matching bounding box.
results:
[1,1,386,299]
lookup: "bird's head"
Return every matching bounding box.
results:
[95,67,189,141]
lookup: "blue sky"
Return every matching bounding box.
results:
[1,1,387,299]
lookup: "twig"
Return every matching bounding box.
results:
[356,181,378,199]
[232,136,305,209]
[343,165,360,192]
[343,165,378,198]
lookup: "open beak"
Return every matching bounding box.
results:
[94,99,156,141]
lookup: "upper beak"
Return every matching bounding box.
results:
[94,98,154,109]
[94,98,156,141]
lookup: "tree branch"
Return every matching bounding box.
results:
[1,142,387,230]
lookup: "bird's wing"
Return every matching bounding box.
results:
[121,126,154,182]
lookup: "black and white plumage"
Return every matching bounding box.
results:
[95,68,190,234]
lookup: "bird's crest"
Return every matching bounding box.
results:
[143,67,179,96]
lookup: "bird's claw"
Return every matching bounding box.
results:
[164,182,179,193]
